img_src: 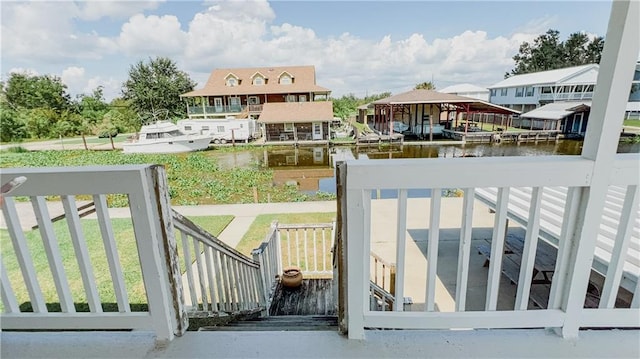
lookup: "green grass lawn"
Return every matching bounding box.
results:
[235,212,336,257]
[0,215,233,312]
[623,119,640,127]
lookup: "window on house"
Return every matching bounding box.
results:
[184,126,192,131]
[253,77,264,85]
[515,87,524,97]
[286,95,296,102]
[284,123,294,132]
[490,89,496,96]
[226,78,237,86]
[217,126,225,132]
[586,85,595,92]
[500,88,508,96]
[280,75,292,85]
[299,95,307,102]
[541,87,552,94]
[525,87,534,96]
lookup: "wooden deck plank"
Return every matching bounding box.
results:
[269,279,335,316]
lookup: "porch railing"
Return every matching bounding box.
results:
[172,211,264,315]
[252,221,336,311]
[339,154,640,339]
[0,165,187,341]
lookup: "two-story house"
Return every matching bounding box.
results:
[487,64,600,113]
[180,65,331,120]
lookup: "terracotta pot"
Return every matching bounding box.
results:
[281,266,303,288]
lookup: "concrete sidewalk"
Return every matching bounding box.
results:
[1,200,337,248]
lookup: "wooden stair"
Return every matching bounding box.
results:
[199,315,338,331]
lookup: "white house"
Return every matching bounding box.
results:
[489,62,640,117]
[439,83,490,102]
[488,64,599,113]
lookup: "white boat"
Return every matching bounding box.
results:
[122,121,212,154]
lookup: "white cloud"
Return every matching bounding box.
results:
[0,1,572,99]
[79,0,163,21]
[0,2,116,63]
[59,66,122,101]
[118,14,187,56]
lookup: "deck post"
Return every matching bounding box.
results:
[554,0,639,339]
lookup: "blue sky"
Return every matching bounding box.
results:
[1,1,613,100]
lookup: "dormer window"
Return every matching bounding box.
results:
[253,77,264,85]
[225,73,240,87]
[280,75,292,85]
[279,71,294,85]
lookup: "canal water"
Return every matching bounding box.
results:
[207,140,639,197]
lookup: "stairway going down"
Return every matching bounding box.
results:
[199,315,337,331]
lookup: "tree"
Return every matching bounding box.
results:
[414,81,436,90]
[0,107,27,142]
[507,29,605,78]
[2,72,71,111]
[122,57,196,122]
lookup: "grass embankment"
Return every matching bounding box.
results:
[0,215,232,311]
[0,150,335,205]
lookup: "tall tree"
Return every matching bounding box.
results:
[507,29,605,78]
[122,57,196,122]
[2,72,71,111]
[414,81,436,90]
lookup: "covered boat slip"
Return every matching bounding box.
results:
[474,185,640,296]
[369,90,520,139]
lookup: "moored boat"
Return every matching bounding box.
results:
[122,121,212,154]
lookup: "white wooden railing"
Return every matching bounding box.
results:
[339,154,640,339]
[172,211,265,315]
[252,221,335,311]
[0,165,186,341]
[252,221,281,310]
[277,222,335,277]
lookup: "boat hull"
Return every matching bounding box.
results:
[122,135,212,154]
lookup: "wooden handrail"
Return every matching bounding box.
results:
[171,209,258,268]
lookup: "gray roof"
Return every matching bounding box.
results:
[488,64,598,89]
[521,101,591,120]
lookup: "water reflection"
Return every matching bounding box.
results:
[203,140,639,196]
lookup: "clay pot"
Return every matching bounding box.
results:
[281,266,303,288]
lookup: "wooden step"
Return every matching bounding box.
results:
[199,315,338,332]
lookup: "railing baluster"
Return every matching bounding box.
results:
[93,194,130,313]
[322,227,327,272]
[313,229,318,273]
[0,257,20,313]
[227,255,238,311]
[2,197,47,313]
[180,231,197,308]
[394,189,408,311]
[287,229,292,267]
[204,246,217,311]
[426,188,442,312]
[233,260,243,311]
[516,187,543,310]
[456,188,475,312]
[301,229,307,272]
[192,239,209,311]
[295,229,300,268]
[212,250,225,312]
[219,254,231,311]
[62,195,102,313]
[548,187,582,310]
[32,196,75,313]
[600,185,639,308]
[485,187,510,311]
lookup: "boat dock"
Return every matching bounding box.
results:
[442,129,561,143]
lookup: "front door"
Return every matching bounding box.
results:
[214,98,223,112]
[312,122,323,140]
